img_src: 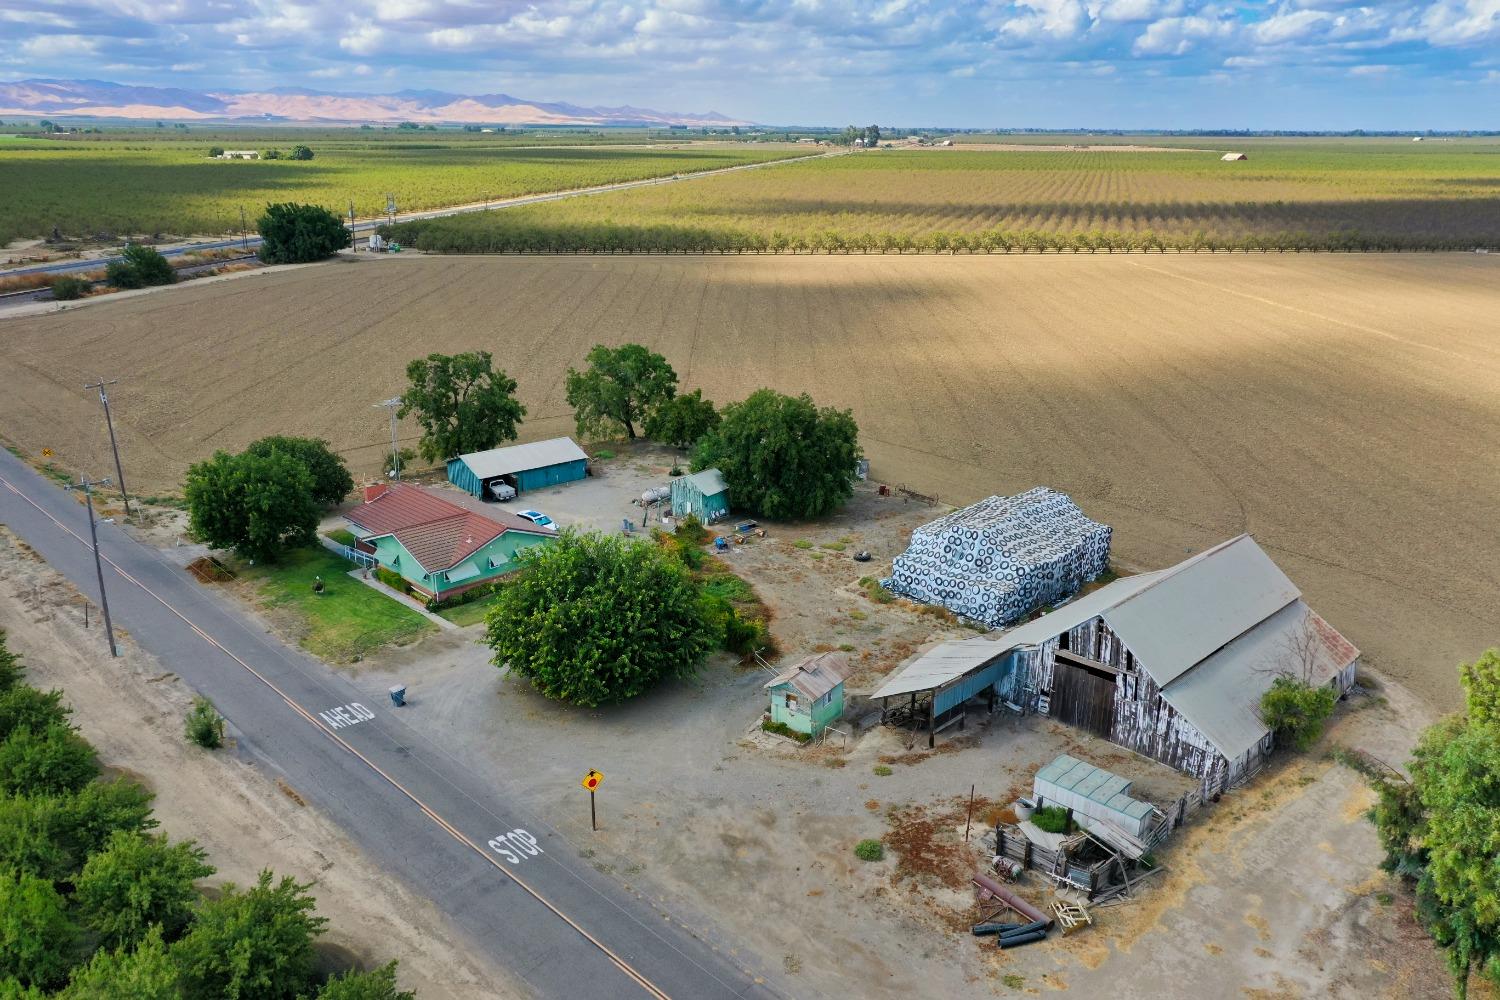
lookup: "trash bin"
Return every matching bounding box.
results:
[389,684,407,708]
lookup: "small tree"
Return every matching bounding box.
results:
[0,870,78,989]
[0,780,155,884]
[0,723,98,796]
[289,145,314,161]
[261,148,282,160]
[1258,676,1336,751]
[399,351,526,463]
[75,830,214,949]
[184,449,319,562]
[564,344,678,441]
[105,260,144,290]
[243,436,353,508]
[208,146,224,158]
[170,870,326,1000]
[0,630,22,692]
[484,531,715,707]
[0,686,69,742]
[317,962,415,1000]
[184,697,224,750]
[693,389,861,520]
[256,202,349,265]
[49,275,85,300]
[120,244,175,286]
[644,389,719,449]
[54,925,180,1000]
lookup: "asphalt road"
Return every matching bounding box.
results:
[1,149,836,280]
[0,447,782,1000]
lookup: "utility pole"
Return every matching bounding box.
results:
[84,377,131,517]
[67,475,118,657]
[239,205,248,252]
[349,200,357,250]
[374,397,401,480]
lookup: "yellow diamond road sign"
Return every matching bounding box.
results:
[41,448,54,458]
[581,769,604,792]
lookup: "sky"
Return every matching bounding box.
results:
[3,0,1499,128]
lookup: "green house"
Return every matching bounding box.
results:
[344,483,555,601]
[670,468,730,523]
[765,652,853,737]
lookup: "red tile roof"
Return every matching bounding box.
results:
[345,483,541,573]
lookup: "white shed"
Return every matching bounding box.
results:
[1220,152,1247,161]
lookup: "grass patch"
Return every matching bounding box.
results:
[323,528,357,546]
[701,574,755,605]
[859,577,896,604]
[873,765,893,777]
[437,590,505,627]
[848,609,867,621]
[818,541,846,552]
[238,546,432,662]
[1003,974,1026,989]
[854,839,884,862]
[792,539,813,550]
[809,551,824,561]
[593,449,615,460]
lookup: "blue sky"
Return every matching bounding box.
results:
[4,0,1499,127]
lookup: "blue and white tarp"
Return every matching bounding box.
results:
[883,488,1111,628]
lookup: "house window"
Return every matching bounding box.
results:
[785,693,799,715]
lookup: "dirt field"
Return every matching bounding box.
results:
[2,252,1497,710]
[0,527,521,1000]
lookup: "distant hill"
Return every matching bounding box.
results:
[0,78,748,127]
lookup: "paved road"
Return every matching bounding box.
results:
[0,447,781,1000]
[1,150,837,280]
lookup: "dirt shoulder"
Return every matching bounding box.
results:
[0,526,520,1000]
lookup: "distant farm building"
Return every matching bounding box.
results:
[883,488,1111,627]
[447,437,588,500]
[1220,152,1248,161]
[765,652,852,737]
[218,150,259,159]
[873,535,1359,796]
[343,483,555,600]
[670,468,730,522]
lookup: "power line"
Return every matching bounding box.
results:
[66,474,119,657]
[84,377,131,518]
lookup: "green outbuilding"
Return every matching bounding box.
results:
[765,652,852,737]
[670,468,730,523]
[447,437,588,500]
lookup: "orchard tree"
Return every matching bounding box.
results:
[171,870,327,1000]
[55,926,180,1000]
[564,344,677,440]
[289,145,314,161]
[399,351,525,462]
[1369,651,1500,999]
[243,436,353,508]
[484,532,715,707]
[76,830,214,948]
[0,870,78,989]
[256,203,349,264]
[317,962,415,1000]
[693,389,861,520]
[644,389,719,449]
[184,449,319,562]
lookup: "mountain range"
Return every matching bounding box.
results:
[0,78,746,127]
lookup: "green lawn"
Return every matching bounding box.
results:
[239,546,433,661]
[436,591,504,628]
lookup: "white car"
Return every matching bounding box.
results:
[516,510,555,530]
[488,481,517,502]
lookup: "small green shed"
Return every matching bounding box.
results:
[765,652,852,737]
[671,468,730,522]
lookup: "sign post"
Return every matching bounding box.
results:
[581,769,604,831]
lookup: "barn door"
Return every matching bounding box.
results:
[1050,659,1116,738]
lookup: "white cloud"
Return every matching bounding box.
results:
[1251,9,1331,44]
[21,34,99,58]
[1132,14,1230,55]
[1000,0,1091,40]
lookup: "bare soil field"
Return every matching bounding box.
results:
[1,252,1497,710]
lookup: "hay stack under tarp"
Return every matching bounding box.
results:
[883,488,1110,627]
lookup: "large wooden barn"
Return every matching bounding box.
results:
[873,535,1359,797]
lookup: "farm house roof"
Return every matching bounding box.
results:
[765,652,852,701]
[344,483,550,573]
[454,437,587,479]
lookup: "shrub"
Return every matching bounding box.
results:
[256,202,349,264]
[854,839,884,862]
[120,244,175,287]
[1259,676,1337,751]
[183,698,223,750]
[374,566,409,594]
[104,260,144,289]
[49,275,85,300]
[793,540,813,550]
[761,719,810,743]
[207,146,224,157]
[675,514,710,546]
[1031,805,1074,834]
[872,765,893,777]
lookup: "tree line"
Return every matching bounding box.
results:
[0,630,413,999]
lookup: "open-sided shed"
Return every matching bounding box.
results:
[447,437,588,499]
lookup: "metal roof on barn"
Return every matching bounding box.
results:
[681,468,728,495]
[456,437,588,479]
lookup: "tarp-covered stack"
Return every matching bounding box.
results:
[883,488,1110,627]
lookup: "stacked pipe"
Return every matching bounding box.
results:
[972,873,1056,951]
[884,488,1111,628]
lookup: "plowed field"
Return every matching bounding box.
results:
[2,252,1497,710]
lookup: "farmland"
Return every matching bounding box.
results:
[387,140,1500,251]
[1,251,1497,715]
[0,135,807,245]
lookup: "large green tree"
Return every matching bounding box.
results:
[692,389,861,520]
[76,831,214,949]
[184,449,319,562]
[317,962,414,1000]
[171,871,326,1000]
[644,388,719,449]
[0,870,78,989]
[0,630,22,692]
[243,436,353,508]
[0,781,156,883]
[484,531,715,707]
[0,723,98,796]
[1370,651,1500,998]
[0,687,68,743]
[256,203,349,265]
[399,351,526,462]
[55,926,181,1000]
[564,343,678,440]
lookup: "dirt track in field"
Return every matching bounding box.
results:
[3,252,1497,710]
